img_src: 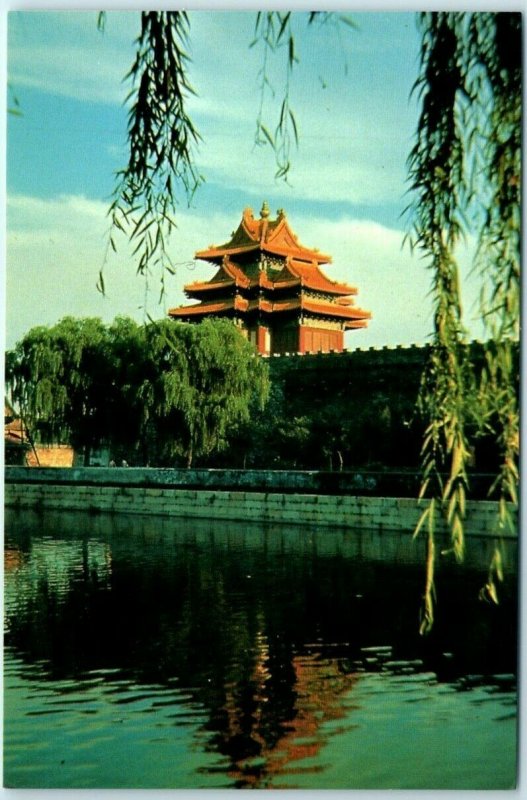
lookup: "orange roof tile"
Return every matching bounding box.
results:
[301,297,371,321]
[287,259,357,295]
[344,319,370,329]
[169,294,371,323]
[170,205,370,328]
[184,258,301,297]
[168,299,236,317]
[183,259,356,299]
[195,204,332,264]
[184,279,235,293]
[248,298,301,313]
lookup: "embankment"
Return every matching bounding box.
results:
[4,467,516,538]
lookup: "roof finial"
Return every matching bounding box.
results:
[260,200,270,219]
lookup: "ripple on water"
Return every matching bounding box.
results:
[3,511,517,789]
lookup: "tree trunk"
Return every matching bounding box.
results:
[20,416,40,466]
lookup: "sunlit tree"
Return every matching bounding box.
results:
[6,317,112,464]
[6,317,269,468]
[146,318,269,467]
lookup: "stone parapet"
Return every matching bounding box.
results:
[6,465,412,494]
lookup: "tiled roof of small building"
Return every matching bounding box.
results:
[286,259,357,295]
[4,404,26,446]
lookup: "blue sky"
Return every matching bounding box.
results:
[6,10,484,349]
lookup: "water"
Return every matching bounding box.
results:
[4,507,517,789]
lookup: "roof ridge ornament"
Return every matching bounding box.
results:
[259,200,270,245]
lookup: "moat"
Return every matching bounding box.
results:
[4,508,517,789]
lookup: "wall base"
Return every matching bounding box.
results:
[4,481,516,538]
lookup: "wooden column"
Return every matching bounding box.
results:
[256,325,271,355]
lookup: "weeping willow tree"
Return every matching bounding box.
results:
[5,318,113,464]
[145,318,270,467]
[6,317,269,467]
[406,12,520,633]
[99,11,519,627]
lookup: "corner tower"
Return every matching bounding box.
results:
[168,203,371,354]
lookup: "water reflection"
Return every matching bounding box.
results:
[4,508,517,789]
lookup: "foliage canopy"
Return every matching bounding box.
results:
[6,317,269,467]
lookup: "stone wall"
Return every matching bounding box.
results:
[250,341,519,473]
[4,466,418,494]
[4,467,516,538]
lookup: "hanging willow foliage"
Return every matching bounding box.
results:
[147,318,270,467]
[252,11,300,182]
[252,11,355,181]
[101,11,353,283]
[6,317,270,468]
[407,12,521,632]
[101,12,203,297]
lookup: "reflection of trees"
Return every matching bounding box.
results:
[4,537,112,641]
[4,515,517,779]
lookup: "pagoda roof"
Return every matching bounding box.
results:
[168,295,371,323]
[169,299,236,317]
[4,404,25,445]
[195,203,332,265]
[285,259,357,295]
[183,257,356,299]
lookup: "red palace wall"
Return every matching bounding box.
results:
[252,323,344,355]
[299,326,344,354]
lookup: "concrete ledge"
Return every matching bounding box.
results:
[4,466,420,497]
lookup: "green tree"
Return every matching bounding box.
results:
[6,317,112,464]
[6,316,269,469]
[146,318,269,467]
[103,316,155,464]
